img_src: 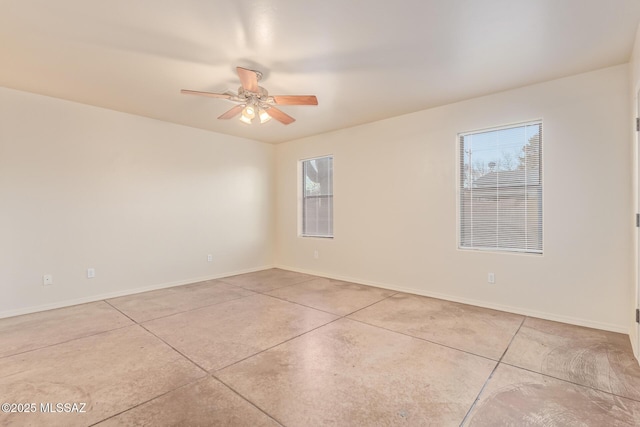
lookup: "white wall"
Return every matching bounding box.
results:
[0,88,275,317]
[276,65,632,332]
[2,64,633,335]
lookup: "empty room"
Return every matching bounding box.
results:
[2,1,640,425]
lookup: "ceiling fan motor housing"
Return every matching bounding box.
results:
[239,86,272,110]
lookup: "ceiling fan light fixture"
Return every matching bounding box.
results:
[239,113,253,124]
[239,104,256,124]
[244,105,256,118]
[258,108,271,124]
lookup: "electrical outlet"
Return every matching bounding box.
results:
[314,250,319,259]
[488,273,495,284]
[43,275,53,286]
[207,254,213,262]
[87,268,95,278]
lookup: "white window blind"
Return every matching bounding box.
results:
[302,156,333,237]
[459,121,542,253]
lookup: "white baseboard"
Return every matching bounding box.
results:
[276,264,628,334]
[631,327,639,362]
[5,263,629,336]
[0,265,274,319]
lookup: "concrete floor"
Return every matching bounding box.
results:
[1,268,639,426]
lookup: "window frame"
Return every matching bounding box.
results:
[299,155,334,239]
[456,120,543,255]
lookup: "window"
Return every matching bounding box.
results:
[301,156,333,237]
[459,121,542,254]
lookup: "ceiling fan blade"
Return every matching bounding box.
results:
[218,105,244,120]
[272,95,318,105]
[236,67,259,92]
[266,106,295,125]
[181,89,232,99]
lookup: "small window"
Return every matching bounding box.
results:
[459,121,542,254]
[301,156,333,237]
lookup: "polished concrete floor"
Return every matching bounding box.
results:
[1,268,640,426]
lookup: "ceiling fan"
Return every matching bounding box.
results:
[181,67,318,125]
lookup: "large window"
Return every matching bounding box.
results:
[459,121,542,254]
[301,156,333,237]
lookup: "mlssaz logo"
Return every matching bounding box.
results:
[40,402,87,413]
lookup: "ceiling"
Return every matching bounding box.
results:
[2,1,640,144]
